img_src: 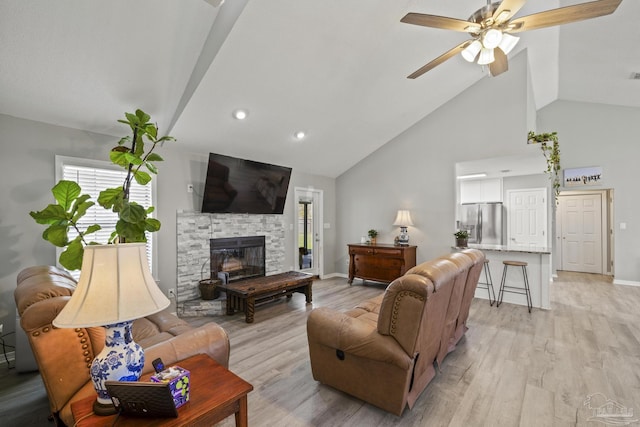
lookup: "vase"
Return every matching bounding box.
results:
[456,238,468,248]
[91,320,144,414]
[369,237,377,245]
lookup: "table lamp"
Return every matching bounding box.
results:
[393,210,414,246]
[53,243,170,415]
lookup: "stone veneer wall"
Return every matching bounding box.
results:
[176,211,286,315]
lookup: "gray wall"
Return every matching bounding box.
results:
[0,114,336,348]
[335,52,533,271]
[538,100,640,282]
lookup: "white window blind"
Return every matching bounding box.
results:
[56,156,155,277]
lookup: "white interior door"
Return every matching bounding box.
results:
[294,188,323,276]
[507,188,548,248]
[559,193,603,273]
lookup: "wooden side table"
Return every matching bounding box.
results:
[348,243,417,284]
[71,353,253,427]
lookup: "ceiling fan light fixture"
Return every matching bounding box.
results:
[477,47,495,65]
[461,40,482,62]
[482,29,503,49]
[498,33,520,55]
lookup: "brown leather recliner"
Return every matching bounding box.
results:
[306,249,484,416]
[15,265,231,426]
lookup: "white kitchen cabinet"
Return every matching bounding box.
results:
[459,178,502,203]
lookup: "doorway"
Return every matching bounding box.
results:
[557,190,613,275]
[294,187,323,277]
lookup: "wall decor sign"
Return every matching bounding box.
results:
[563,166,603,187]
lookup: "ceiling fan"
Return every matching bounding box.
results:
[401,0,622,78]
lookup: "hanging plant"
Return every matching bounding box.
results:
[528,131,561,200]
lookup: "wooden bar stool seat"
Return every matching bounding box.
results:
[477,259,496,306]
[497,260,532,313]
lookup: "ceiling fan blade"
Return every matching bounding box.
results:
[489,48,509,76]
[493,0,527,24]
[407,41,471,79]
[401,13,481,33]
[507,0,622,33]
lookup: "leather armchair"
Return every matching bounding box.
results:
[15,265,230,426]
[307,249,484,415]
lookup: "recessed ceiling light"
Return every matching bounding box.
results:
[232,109,248,120]
[294,131,306,140]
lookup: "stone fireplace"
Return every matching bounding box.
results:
[176,211,286,316]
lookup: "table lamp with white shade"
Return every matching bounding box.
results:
[53,243,170,415]
[393,210,414,246]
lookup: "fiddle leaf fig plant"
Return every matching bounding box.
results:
[528,131,561,200]
[30,109,174,271]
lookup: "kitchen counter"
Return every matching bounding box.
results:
[455,244,552,310]
[466,243,551,254]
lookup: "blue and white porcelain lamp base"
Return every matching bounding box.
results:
[91,320,145,415]
[397,226,410,246]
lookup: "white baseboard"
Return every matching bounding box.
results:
[613,279,640,287]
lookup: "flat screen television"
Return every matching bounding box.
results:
[201,153,292,214]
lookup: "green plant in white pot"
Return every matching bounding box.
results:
[30,109,175,271]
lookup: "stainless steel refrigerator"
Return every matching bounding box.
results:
[459,202,504,245]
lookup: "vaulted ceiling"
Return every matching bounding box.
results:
[1,0,638,177]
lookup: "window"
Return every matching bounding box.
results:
[56,156,156,277]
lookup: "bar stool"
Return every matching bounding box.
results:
[476,259,496,306]
[497,260,532,313]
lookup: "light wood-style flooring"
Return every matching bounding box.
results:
[2,271,639,426]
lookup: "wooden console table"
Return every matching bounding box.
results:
[71,353,253,427]
[218,271,313,323]
[348,243,417,284]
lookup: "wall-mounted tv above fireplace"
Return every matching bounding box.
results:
[201,153,292,214]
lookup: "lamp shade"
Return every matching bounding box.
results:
[393,210,414,227]
[477,47,495,65]
[53,243,170,328]
[482,29,503,49]
[461,40,482,62]
[498,33,520,55]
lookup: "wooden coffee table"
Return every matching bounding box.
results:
[218,271,313,323]
[71,353,253,427]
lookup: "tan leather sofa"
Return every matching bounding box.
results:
[15,265,230,426]
[306,249,484,416]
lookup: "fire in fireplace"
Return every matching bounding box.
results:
[210,236,266,284]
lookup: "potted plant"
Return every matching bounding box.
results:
[454,230,469,247]
[367,229,378,245]
[30,109,174,271]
